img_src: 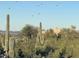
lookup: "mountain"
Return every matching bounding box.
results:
[0,30,20,36]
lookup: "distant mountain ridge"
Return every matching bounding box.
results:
[0,30,20,36]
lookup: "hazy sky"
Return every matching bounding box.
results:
[0,1,79,31]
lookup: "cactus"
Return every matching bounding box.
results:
[5,14,10,57]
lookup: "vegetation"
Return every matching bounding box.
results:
[0,24,79,58]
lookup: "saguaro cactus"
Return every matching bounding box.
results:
[35,22,45,48]
[9,37,15,58]
[39,22,45,45]
[39,22,42,44]
[5,14,10,57]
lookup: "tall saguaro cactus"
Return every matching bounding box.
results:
[39,22,42,44]
[5,14,10,57]
[39,22,45,45]
[35,22,45,48]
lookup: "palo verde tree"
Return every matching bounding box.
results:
[16,24,38,57]
[21,24,38,39]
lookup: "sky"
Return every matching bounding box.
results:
[0,1,79,31]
